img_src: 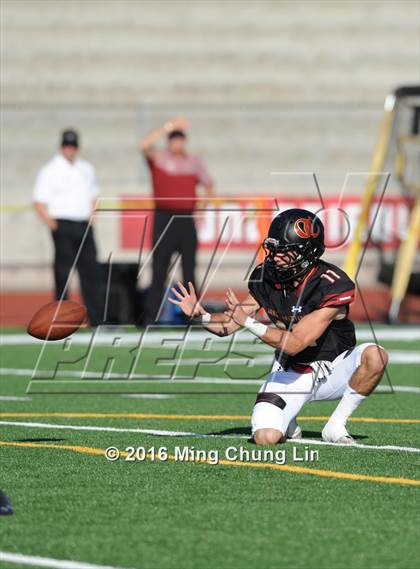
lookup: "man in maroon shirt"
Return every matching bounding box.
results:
[139,117,214,324]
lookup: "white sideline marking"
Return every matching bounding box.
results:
[29,380,420,394]
[1,421,420,454]
[292,438,420,453]
[0,420,227,438]
[376,385,420,394]
[0,367,419,393]
[0,551,132,569]
[109,352,420,365]
[2,367,266,382]
[1,328,419,345]
[373,351,419,364]
[121,394,176,399]
[0,395,31,401]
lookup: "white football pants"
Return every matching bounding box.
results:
[251,342,381,435]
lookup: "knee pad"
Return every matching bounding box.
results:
[255,392,286,409]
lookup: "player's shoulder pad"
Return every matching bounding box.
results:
[248,263,265,291]
[248,263,264,282]
[316,261,355,308]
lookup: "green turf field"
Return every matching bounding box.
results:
[0,326,419,569]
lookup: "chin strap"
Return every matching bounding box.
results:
[277,267,314,297]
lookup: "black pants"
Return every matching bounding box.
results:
[145,209,197,323]
[52,220,103,326]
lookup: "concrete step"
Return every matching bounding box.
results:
[3,74,414,105]
[2,1,417,104]
[2,104,384,192]
[3,0,416,29]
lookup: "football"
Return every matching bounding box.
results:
[27,300,87,340]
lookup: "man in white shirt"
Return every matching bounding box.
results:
[33,129,103,326]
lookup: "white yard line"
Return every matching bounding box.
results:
[1,328,419,346]
[2,367,261,382]
[0,367,419,392]
[292,438,420,453]
[0,551,132,569]
[121,394,176,399]
[377,351,419,364]
[1,420,419,453]
[0,395,32,401]
[376,385,420,394]
[350,329,419,341]
[0,420,225,438]
[2,358,420,381]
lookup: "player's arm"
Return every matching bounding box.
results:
[225,288,344,356]
[138,117,189,157]
[196,157,215,199]
[33,168,58,231]
[195,182,215,212]
[90,166,99,218]
[202,293,259,337]
[168,282,260,337]
[203,181,215,199]
[33,202,57,231]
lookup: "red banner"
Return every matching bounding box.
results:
[120,195,413,252]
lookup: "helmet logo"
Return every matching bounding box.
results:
[294,217,320,239]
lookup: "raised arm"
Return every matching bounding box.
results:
[225,288,345,356]
[168,282,260,337]
[138,117,189,157]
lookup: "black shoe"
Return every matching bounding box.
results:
[0,490,13,515]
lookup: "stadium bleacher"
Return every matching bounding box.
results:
[1,0,419,322]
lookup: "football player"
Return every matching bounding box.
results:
[169,209,388,445]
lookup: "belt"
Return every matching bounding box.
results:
[56,219,89,224]
[290,362,312,374]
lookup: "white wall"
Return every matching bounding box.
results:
[1,0,418,288]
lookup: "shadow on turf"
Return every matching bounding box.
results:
[209,427,368,441]
[15,437,67,443]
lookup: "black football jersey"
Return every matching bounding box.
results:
[248,260,356,368]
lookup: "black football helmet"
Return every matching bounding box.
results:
[262,208,325,284]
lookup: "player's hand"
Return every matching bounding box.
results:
[168,281,205,317]
[48,218,58,232]
[169,116,189,131]
[224,288,248,326]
